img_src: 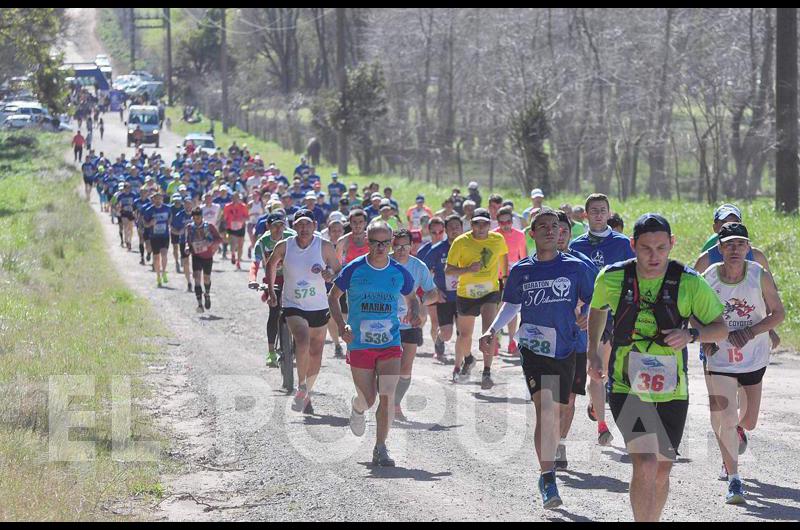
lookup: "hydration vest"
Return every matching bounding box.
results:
[187,222,214,245]
[612,259,687,348]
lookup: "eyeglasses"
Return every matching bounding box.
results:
[368,239,392,247]
[393,244,411,251]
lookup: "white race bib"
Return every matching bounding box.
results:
[445,273,459,292]
[627,350,678,396]
[359,320,393,347]
[192,241,209,254]
[515,324,557,358]
[154,224,167,235]
[466,282,492,299]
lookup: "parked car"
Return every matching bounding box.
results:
[2,114,35,129]
[183,133,216,156]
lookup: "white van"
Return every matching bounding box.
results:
[126,105,161,147]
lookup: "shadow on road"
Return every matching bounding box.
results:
[199,315,225,321]
[558,469,629,494]
[740,479,800,521]
[547,507,595,522]
[472,393,529,406]
[360,463,453,482]
[299,413,350,428]
[393,420,463,432]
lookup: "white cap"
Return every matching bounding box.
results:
[328,211,346,225]
[530,188,544,198]
[468,181,478,189]
[305,191,317,200]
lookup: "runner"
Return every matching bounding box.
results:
[133,187,153,266]
[587,213,727,522]
[183,207,224,313]
[115,182,138,251]
[416,216,446,346]
[570,193,636,446]
[248,212,296,368]
[423,214,463,363]
[493,205,528,355]
[169,194,186,274]
[71,130,85,163]
[321,213,347,358]
[701,222,785,504]
[328,221,419,467]
[336,209,370,331]
[554,210,597,470]
[247,190,264,260]
[81,154,96,201]
[390,229,439,421]
[144,191,173,288]
[445,207,509,388]
[172,196,196,291]
[481,207,595,509]
[264,210,341,413]
[223,191,250,270]
[201,193,222,229]
[406,195,434,230]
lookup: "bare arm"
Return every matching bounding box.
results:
[336,233,350,264]
[752,247,771,272]
[751,269,784,336]
[587,307,609,381]
[693,252,710,274]
[327,284,351,343]
[404,293,422,328]
[321,240,342,282]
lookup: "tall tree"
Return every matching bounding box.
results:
[775,7,799,214]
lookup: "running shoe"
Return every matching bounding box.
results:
[334,344,344,358]
[394,404,407,422]
[737,426,748,455]
[481,372,494,390]
[157,276,162,288]
[350,397,366,437]
[146,252,151,262]
[451,369,459,384]
[204,293,211,310]
[719,463,729,481]
[140,257,145,266]
[459,355,476,382]
[175,263,181,274]
[162,271,168,284]
[196,303,204,314]
[555,444,568,470]
[303,399,314,415]
[372,444,396,467]
[434,339,445,360]
[231,255,236,265]
[508,339,518,355]
[726,478,746,505]
[292,389,308,412]
[126,242,132,251]
[236,260,242,270]
[598,425,614,446]
[187,282,193,292]
[587,403,597,422]
[538,473,562,509]
[266,351,278,368]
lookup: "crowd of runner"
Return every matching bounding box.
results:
[76,139,785,521]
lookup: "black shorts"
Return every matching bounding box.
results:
[456,291,501,317]
[520,348,575,405]
[436,301,458,327]
[192,255,213,275]
[227,227,246,238]
[572,352,587,396]
[282,307,330,328]
[150,236,170,253]
[608,393,689,461]
[83,177,94,185]
[400,328,423,346]
[142,228,151,242]
[170,233,181,245]
[121,211,135,221]
[707,366,767,387]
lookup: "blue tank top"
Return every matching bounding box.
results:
[707,245,754,265]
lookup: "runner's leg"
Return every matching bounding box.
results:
[286,316,311,388]
[738,381,763,432]
[479,301,498,370]
[304,325,327,393]
[375,356,401,446]
[707,373,739,476]
[455,314,476,370]
[532,389,562,473]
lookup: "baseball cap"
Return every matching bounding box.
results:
[349,183,358,190]
[293,209,316,224]
[171,193,183,202]
[266,212,286,225]
[471,208,491,222]
[713,204,742,223]
[468,181,478,189]
[178,184,188,191]
[380,199,393,211]
[718,222,750,243]
[144,175,153,182]
[530,188,544,198]
[633,213,672,240]
[305,191,317,200]
[415,194,425,203]
[372,192,383,200]
[328,211,346,225]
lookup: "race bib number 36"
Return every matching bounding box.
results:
[515,324,557,358]
[627,351,678,396]
[359,320,393,346]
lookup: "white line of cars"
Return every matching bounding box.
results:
[0,99,70,131]
[112,70,164,100]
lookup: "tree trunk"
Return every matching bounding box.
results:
[775,7,799,213]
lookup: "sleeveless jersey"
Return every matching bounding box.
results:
[344,235,370,264]
[282,236,329,311]
[703,261,770,373]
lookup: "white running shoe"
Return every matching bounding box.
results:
[350,397,366,437]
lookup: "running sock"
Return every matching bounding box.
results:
[483,367,491,375]
[204,282,211,294]
[541,470,556,484]
[729,473,741,483]
[598,420,609,432]
[395,377,412,405]
[194,285,203,302]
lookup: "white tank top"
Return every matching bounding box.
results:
[703,261,770,373]
[249,201,264,224]
[282,235,329,311]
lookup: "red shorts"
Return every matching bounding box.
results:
[347,346,403,370]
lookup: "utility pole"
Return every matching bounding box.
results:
[129,8,136,71]
[336,8,348,175]
[220,8,229,133]
[164,8,173,106]
[776,7,799,214]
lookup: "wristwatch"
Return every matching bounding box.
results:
[688,328,700,344]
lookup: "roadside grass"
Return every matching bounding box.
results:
[164,107,799,348]
[0,131,167,520]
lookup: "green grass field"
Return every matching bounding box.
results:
[165,106,799,348]
[0,132,167,520]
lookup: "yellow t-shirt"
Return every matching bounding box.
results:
[447,232,509,299]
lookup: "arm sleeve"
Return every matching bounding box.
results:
[491,302,522,332]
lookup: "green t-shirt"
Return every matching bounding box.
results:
[701,233,718,253]
[571,222,587,242]
[253,229,296,276]
[590,260,724,402]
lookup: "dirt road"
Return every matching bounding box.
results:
[61,9,800,521]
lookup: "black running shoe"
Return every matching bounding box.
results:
[204,293,211,310]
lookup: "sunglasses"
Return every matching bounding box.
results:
[430,230,445,236]
[393,243,411,251]
[368,239,392,247]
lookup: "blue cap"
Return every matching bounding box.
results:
[713,204,742,223]
[266,212,286,225]
[416,194,425,202]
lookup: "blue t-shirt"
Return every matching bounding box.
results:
[502,252,595,360]
[253,213,271,240]
[416,241,434,263]
[145,204,172,238]
[117,192,138,214]
[394,255,436,330]
[81,161,96,179]
[566,249,599,353]
[570,230,635,271]
[290,189,307,206]
[423,240,456,303]
[328,182,346,203]
[334,256,414,351]
[171,208,193,233]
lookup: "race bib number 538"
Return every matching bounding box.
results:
[360,320,392,346]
